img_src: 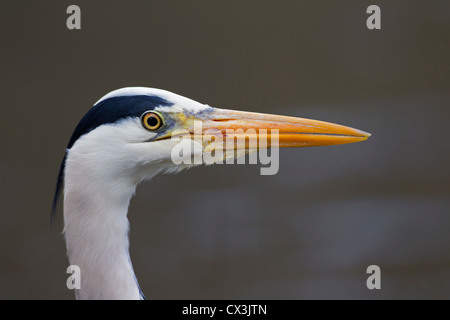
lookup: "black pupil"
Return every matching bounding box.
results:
[146,115,159,128]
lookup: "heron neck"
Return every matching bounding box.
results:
[63,169,142,300]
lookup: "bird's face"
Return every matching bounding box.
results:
[60,87,370,195]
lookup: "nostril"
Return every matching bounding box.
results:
[212,119,234,122]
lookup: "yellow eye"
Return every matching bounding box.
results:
[141,112,164,131]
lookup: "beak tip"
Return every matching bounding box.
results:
[356,129,371,140]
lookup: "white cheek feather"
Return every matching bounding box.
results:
[67,119,155,183]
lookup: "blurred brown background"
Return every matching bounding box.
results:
[0,1,449,299]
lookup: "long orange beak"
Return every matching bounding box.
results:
[185,108,371,148]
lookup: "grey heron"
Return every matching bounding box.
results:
[52,87,370,299]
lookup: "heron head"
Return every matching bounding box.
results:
[52,87,370,217]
